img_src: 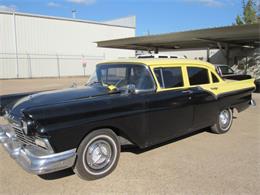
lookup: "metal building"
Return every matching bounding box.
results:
[0,11,136,79]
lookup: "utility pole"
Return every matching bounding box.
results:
[72,10,77,19]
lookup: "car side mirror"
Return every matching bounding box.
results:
[126,84,136,94]
[71,82,77,88]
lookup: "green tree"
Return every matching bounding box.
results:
[236,15,244,25]
[235,0,258,25]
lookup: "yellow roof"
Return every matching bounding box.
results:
[99,58,214,68]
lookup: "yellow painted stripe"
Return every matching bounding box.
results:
[150,64,255,95]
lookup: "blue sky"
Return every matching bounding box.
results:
[0,0,244,35]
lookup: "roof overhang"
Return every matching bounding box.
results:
[97,23,260,51]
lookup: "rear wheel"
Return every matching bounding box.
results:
[74,129,120,180]
[211,108,233,134]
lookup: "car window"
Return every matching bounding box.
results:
[211,72,219,83]
[106,67,127,83]
[90,64,155,90]
[154,69,163,87]
[158,56,168,58]
[128,66,154,90]
[187,67,210,85]
[154,67,183,88]
[219,66,234,75]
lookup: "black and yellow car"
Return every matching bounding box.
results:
[0,59,256,180]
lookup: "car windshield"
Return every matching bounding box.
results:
[87,64,155,90]
[219,66,234,75]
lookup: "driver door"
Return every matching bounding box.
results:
[145,66,194,146]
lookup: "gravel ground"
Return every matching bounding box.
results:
[0,78,259,195]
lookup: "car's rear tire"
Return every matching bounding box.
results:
[73,129,120,180]
[211,108,233,134]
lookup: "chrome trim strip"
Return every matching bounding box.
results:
[3,114,54,153]
[0,125,76,175]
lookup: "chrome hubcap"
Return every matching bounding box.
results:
[219,110,231,130]
[86,140,112,170]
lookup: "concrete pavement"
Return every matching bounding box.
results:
[0,78,259,195]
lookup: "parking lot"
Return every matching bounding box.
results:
[0,78,259,195]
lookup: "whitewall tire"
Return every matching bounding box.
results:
[211,108,233,134]
[74,129,120,180]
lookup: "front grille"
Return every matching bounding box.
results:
[12,126,38,147]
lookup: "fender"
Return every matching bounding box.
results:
[0,91,42,115]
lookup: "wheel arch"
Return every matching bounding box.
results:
[77,125,136,150]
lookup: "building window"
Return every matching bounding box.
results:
[187,67,209,85]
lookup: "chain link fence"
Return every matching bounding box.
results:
[0,53,106,79]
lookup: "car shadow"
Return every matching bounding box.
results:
[122,128,208,154]
[38,168,75,180]
[39,127,210,180]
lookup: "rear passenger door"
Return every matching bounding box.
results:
[186,66,218,129]
[146,66,194,146]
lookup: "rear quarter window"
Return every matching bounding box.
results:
[211,72,220,83]
[187,67,210,85]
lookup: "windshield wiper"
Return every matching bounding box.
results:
[87,81,102,86]
[87,81,119,92]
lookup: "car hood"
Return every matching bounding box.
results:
[8,86,111,118]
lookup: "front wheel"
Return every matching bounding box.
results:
[73,129,120,180]
[211,108,233,134]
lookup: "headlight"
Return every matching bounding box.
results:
[21,119,35,135]
[21,120,28,134]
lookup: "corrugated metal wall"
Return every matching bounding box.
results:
[0,12,135,79]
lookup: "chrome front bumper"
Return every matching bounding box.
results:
[0,124,76,175]
[250,99,256,106]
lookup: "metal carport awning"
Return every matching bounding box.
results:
[96,23,260,52]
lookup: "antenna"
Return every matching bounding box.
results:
[72,9,77,19]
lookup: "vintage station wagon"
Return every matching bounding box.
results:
[0,59,256,180]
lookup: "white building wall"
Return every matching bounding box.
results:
[0,12,135,79]
[104,16,136,28]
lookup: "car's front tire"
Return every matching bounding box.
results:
[211,108,233,134]
[73,129,120,180]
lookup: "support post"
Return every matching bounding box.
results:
[226,45,230,65]
[13,11,19,78]
[27,53,32,78]
[82,54,86,76]
[245,56,248,74]
[56,54,61,78]
[207,48,210,62]
[217,42,230,65]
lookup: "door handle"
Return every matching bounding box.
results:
[210,87,218,90]
[182,90,193,94]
